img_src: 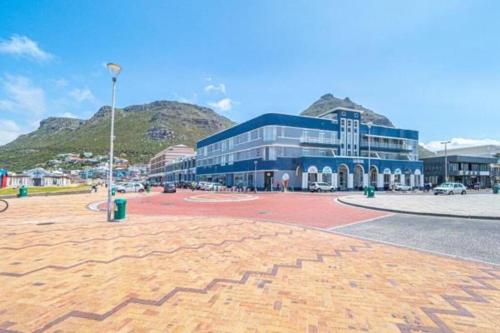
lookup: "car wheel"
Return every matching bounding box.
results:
[461,191,466,195]
[138,189,144,193]
[434,192,438,195]
[448,191,454,195]
[317,189,322,193]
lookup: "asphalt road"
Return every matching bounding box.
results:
[334,214,500,265]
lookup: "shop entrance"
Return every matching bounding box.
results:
[264,171,274,191]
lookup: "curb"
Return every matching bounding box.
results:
[337,197,500,221]
[0,189,91,199]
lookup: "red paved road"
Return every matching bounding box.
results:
[115,190,387,229]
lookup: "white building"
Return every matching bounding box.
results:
[8,168,72,187]
[148,145,195,183]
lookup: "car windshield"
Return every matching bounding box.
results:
[439,183,453,187]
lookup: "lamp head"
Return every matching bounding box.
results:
[106,63,122,78]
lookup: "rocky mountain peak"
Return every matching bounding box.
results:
[301,93,394,127]
[38,117,84,132]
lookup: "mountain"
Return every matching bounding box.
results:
[418,144,436,158]
[301,93,394,127]
[0,101,234,171]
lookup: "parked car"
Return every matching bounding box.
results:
[115,182,145,193]
[433,182,467,195]
[394,183,412,191]
[204,182,225,191]
[163,182,177,193]
[309,182,334,192]
[197,181,210,190]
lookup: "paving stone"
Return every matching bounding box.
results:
[0,192,498,332]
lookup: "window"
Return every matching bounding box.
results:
[263,126,276,141]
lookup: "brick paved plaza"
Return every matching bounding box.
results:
[0,191,499,332]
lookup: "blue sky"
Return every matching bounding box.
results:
[1,0,500,150]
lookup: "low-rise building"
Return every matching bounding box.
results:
[433,145,500,186]
[165,155,196,183]
[422,155,496,188]
[148,145,195,183]
[7,168,72,187]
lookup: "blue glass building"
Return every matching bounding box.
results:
[196,108,423,191]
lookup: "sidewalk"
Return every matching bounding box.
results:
[338,193,500,220]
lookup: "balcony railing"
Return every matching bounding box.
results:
[360,142,413,151]
[300,136,340,145]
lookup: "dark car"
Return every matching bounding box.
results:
[163,182,177,193]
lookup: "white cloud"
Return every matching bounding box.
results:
[0,75,46,115]
[69,88,95,103]
[422,138,500,152]
[53,78,68,88]
[208,98,233,112]
[60,112,78,118]
[204,83,226,94]
[0,35,53,62]
[0,119,24,145]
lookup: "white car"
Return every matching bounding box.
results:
[309,182,334,192]
[394,183,412,191]
[433,182,467,195]
[205,182,225,191]
[115,182,145,193]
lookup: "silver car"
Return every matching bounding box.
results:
[433,182,467,195]
[394,183,412,191]
[115,182,145,193]
[309,182,334,192]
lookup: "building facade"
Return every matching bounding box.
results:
[7,168,72,187]
[164,155,196,183]
[148,144,195,183]
[435,145,500,185]
[423,155,497,188]
[196,109,423,191]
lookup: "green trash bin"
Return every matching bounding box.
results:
[363,186,368,195]
[18,186,28,198]
[493,184,500,194]
[114,198,127,221]
[111,187,116,196]
[367,186,375,198]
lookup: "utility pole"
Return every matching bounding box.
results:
[106,63,122,222]
[441,140,451,182]
[367,122,373,187]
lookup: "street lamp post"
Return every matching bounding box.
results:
[441,140,451,182]
[106,63,122,222]
[367,121,373,187]
[254,160,257,193]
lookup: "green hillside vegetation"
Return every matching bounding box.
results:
[0,101,234,172]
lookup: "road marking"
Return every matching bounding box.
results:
[327,213,394,231]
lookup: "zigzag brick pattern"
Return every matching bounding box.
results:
[0,192,498,332]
